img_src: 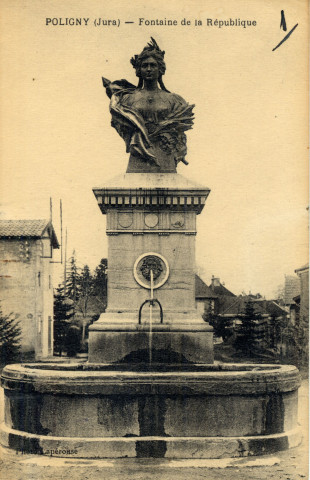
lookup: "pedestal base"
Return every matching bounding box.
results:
[88,322,214,364]
[1,425,302,459]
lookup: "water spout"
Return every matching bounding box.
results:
[137,270,164,365]
[149,270,154,365]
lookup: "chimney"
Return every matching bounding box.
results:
[211,276,221,289]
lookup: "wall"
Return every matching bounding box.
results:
[298,268,309,330]
[107,232,196,316]
[195,299,215,316]
[0,237,54,359]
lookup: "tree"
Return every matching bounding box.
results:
[57,256,108,352]
[76,265,94,345]
[53,285,75,356]
[234,301,267,356]
[203,302,234,342]
[65,251,80,304]
[76,259,108,347]
[93,258,108,311]
[280,323,308,368]
[0,304,21,364]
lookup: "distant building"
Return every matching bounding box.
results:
[284,275,300,307]
[295,263,309,331]
[208,276,236,317]
[290,295,300,327]
[214,294,270,327]
[206,276,289,348]
[0,220,59,359]
[194,275,218,315]
[209,276,235,298]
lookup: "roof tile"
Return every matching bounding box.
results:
[0,220,59,248]
[0,219,49,237]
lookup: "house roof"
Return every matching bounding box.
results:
[261,300,288,317]
[295,263,309,274]
[217,296,252,315]
[209,282,236,297]
[0,219,59,248]
[195,275,218,299]
[217,295,288,318]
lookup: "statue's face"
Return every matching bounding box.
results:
[140,256,163,281]
[140,56,159,81]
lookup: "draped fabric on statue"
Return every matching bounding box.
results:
[102,78,194,171]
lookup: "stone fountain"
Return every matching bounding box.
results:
[0,38,301,459]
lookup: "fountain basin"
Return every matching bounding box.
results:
[0,363,301,458]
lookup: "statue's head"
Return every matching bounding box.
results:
[131,38,168,89]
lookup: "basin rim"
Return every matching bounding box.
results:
[1,363,301,395]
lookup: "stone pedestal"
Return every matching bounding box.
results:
[88,173,213,364]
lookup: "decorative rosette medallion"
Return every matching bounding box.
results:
[117,212,133,228]
[144,213,159,228]
[133,252,169,289]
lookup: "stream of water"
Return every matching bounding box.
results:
[149,270,154,366]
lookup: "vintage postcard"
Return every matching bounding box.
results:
[0,0,308,479]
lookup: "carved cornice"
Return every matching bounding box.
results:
[93,173,210,215]
[93,188,209,215]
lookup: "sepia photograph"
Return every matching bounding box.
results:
[0,1,308,479]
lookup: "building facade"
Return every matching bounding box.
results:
[295,263,309,330]
[195,274,218,316]
[284,275,300,308]
[0,220,59,359]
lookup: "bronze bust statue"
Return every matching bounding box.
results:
[102,38,194,173]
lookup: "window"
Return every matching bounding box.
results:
[48,316,52,350]
[37,315,42,333]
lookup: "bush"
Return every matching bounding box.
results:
[64,325,81,357]
[0,307,21,364]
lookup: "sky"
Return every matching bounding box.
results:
[0,0,308,298]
